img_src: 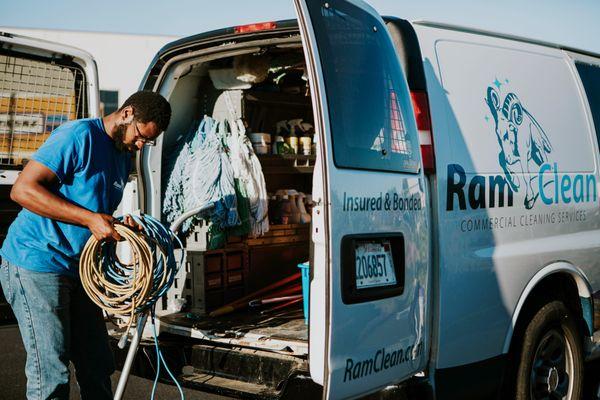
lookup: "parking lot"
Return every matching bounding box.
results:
[1,322,598,399]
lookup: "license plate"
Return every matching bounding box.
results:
[355,241,396,289]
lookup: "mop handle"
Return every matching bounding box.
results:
[113,312,149,400]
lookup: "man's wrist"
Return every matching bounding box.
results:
[78,210,96,227]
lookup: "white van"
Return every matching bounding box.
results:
[0,32,99,321]
[2,1,600,399]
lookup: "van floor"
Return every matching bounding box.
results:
[158,307,308,356]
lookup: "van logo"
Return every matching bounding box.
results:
[447,82,598,212]
[485,85,553,209]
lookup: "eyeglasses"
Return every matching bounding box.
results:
[133,121,156,146]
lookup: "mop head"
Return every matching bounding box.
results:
[163,116,240,234]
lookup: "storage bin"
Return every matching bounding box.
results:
[297,261,310,324]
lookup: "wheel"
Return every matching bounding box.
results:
[514,300,583,400]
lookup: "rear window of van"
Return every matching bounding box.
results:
[308,1,420,173]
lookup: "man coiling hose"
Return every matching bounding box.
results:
[0,91,172,400]
[80,213,186,400]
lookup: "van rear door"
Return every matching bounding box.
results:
[294,1,431,398]
[0,32,99,181]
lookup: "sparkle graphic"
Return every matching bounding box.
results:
[493,78,502,89]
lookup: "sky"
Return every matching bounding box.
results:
[1,0,600,55]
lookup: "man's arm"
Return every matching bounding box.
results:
[10,160,121,241]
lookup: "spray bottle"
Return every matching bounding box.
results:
[299,122,314,156]
[287,118,304,155]
[274,120,288,155]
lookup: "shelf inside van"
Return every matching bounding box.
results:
[257,154,315,174]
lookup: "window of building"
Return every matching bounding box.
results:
[100,90,119,116]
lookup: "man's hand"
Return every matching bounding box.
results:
[123,214,144,232]
[85,213,121,241]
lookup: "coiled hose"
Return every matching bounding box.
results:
[80,214,180,328]
[79,213,185,399]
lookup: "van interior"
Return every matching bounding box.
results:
[144,38,315,365]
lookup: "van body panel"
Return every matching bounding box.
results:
[503,261,595,353]
[309,143,328,385]
[565,50,600,338]
[295,1,431,398]
[414,23,600,369]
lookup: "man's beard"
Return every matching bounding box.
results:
[114,124,134,152]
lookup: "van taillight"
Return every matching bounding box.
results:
[411,91,435,173]
[234,22,277,34]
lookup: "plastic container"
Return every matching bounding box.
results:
[248,132,272,145]
[299,136,312,155]
[297,261,310,324]
[252,143,271,154]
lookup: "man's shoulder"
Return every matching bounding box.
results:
[55,118,98,133]
[52,118,100,143]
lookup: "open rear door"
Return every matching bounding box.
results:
[294,1,431,398]
[0,32,99,183]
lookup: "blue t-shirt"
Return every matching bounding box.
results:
[0,118,132,276]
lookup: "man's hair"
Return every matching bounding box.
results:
[119,91,171,132]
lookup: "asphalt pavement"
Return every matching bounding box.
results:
[0,323,230,400]
[1,322,598,399]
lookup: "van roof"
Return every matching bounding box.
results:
[153,19,300,61]
[155,17,599,63]
[412,20,600,59]
[0,31,97,62]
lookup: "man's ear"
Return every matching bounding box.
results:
[120,105,135,123]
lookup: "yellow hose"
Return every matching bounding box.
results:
[80,223,167,333]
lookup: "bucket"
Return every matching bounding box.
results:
[297,261,310,324]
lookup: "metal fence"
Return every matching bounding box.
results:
[0,52,88,167]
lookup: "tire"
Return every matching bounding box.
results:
[514,300,584,400]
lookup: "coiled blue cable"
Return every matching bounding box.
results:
[83,213,186,399]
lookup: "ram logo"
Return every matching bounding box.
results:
[486,86,553,209]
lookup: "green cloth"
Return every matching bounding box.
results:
[207,179,251,249]
[229,179,251,237]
